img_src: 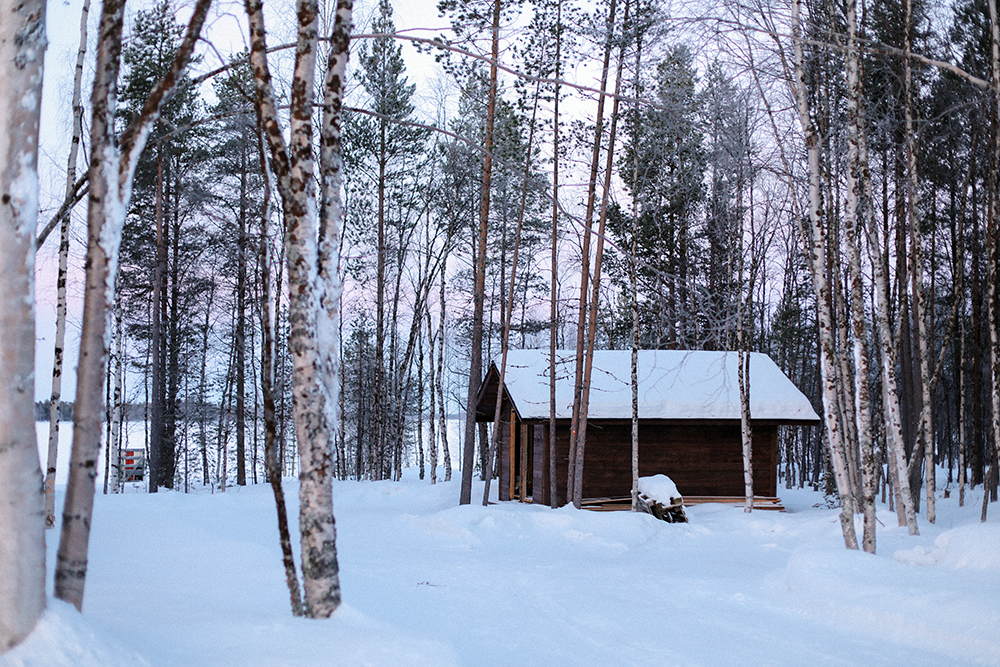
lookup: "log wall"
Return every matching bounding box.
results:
[508,419,778,505]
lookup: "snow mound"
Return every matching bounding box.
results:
[892,544,945,566]
[638,474,681,504]
[893,522,1000,570]
[0,600,150,667]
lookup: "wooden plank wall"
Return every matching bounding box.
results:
[523,420,777,503]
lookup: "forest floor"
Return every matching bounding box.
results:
[4,467,1000,666]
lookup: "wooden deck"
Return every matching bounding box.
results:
[580,495,785,512]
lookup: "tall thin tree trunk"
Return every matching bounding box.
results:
[574,0,627,508]
[568,0,618,502]
[984,0,1000,522]
[258,126,304,617]
[902,0,934,522]
[428,303,437,484]
[843,0,878,551]
[199,282,215,486]
[629,6,641,512]
[790,0,858,549]
[549,0,562,509]
[438,240,452,482]
[150,153,166,492]
[108,301,124,494]
[236,161,248,486]
[460,0,502,505]
[45,0,90,526]
[482,71,544,506]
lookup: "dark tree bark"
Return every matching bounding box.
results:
[460,0,502,505]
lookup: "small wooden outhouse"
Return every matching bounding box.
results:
[474,349,820,506]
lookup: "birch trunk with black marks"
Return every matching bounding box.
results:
[790,0,858,549]
[246,0,349,617]
[45,0,90,524]
[739,348,752,513]
[108,302,124,493]
[843,0,877,551]
[984,0,1000,523]
[438,241,452,482]
[259,123,303,617]
[0,0,46,650]
[55,0,213,611]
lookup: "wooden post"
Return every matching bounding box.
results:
[520,423,529,501]
[508,407,516,500]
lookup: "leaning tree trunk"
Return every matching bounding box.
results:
[482,72,544,505]
[258,125,303,617]
[55,0,214,611]
[569,0,617,502]
[0,0,46,650]
[574,0,627,507]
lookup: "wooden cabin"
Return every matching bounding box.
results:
[474,350,820,506]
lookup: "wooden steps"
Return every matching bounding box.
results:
[581,496,633,511]
[682,496,785,511]
[580,495,785,512]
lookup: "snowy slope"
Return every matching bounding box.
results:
[3,472,999,667]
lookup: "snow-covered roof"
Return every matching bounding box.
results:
[487,349,820,423]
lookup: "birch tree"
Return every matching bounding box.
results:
[789,0,858,550]
[843,0,879,551]
[0,0,46,650]
[245,0,350,617]
[55,0,214,611]
[45,0,90,523]
[983,0,1000,522]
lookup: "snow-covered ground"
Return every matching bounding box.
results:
[4,470,1000,667]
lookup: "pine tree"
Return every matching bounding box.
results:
[351,0,429,479]
[116,0,209,492]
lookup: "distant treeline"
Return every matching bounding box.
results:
[34,401,226,423]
